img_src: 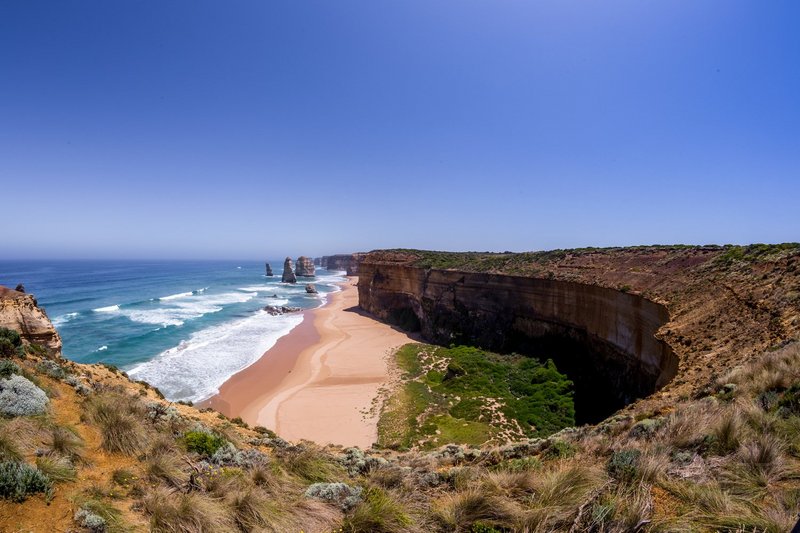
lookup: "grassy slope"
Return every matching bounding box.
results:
[377,344,575,450]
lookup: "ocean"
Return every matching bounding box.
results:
[0,260,345,403]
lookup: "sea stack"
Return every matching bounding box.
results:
[305,283,317,294]
[295,256,315,277]
[265,263,273,277]
[281,257,297,283]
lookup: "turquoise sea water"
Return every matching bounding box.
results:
[0,260,345,402]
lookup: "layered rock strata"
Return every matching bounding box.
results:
[0,286,62,356]
[295,256,315,277]
[281,257,297,284]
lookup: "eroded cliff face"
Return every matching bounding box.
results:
[295,256,315,277]
[359,263,676,422]
[0,287,62,356]
[358,246,800,421]
[322,253,366,275]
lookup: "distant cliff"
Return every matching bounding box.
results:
[0,286,62,356]
[321,253,367,275]
[358,245,800,421]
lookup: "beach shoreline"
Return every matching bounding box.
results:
[203,277,415,448]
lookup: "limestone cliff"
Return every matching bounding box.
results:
[0,286,62,356]
[322,253,367,275]
[295,256,315,277]
[358,245,800,421]
[281,257,297,283]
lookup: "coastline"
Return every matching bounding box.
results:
[203,277,415,448]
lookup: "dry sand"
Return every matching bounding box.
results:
[205,278,414,448]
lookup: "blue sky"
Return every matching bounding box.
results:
[1,1,798,259]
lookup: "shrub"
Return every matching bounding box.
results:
[279,446,343,482]
[0,328,22,357]
[0,461,52,502]
[0,360,20,379]
[607,449,641,481]
[36,360,67,380]
[0,374,49,416]
[74,508,106,532]
[304,482,363,511]
[184,430,227,457]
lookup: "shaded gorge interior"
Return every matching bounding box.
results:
[359,265,679,426]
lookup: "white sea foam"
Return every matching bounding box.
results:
[127,310,303,402]
[159,291,194,301]
[97,345,108,351]
[93,292,258,327]
[52,312,79,327]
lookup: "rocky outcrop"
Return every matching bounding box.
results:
[322,253,367,275]
[264,305,302,316]
[281,257,297,284]
[305,284,318,294]
[357,246,800,423]
[295,256,315,277]
[265,263,274,277]
[0,286,62,356]
[313,257,322,266]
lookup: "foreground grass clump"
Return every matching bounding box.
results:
[378,344,574,449]
[0,461,52,502]
[85,391,147,455]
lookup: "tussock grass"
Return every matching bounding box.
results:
[343,486,415,533]
[434,488,518,532]
[36,455,77,483]
[47,425,84,460]
[226,487,281,531]
[143,486,237,533]
[86,392,148,455]
[278,446,343,483]
[0,424,22,461]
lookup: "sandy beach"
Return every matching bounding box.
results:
[205,277,414,448]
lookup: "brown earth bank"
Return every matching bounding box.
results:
[358,245,800,421]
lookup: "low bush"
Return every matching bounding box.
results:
[0,360,20,379]
[0,461,52,502]
[304,482,363,511]
[0,374,49,416]
[607,449,641,481]
[0,328,23,357]
[184,430,227,457]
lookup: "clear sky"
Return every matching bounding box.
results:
[1,1,798,259]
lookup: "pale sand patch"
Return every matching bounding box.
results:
[205,278,415,448]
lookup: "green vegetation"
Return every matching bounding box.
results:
[184,430,228,457]
[716,242,800,265]
[0,327,23,358]
[378,344,574,449]
[0,461,52,502]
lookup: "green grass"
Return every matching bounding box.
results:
[378,344,574,449]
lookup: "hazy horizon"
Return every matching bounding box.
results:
[2,1,798,259]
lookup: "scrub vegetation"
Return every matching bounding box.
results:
[377,344,575,450]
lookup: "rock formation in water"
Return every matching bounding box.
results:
[281,257,297,284]
[263,305,302,316]
[295,256,315,277]
[320,253,367,275]
[0,286,62,355]
[305,284,317,294]
[265,263,273,277]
